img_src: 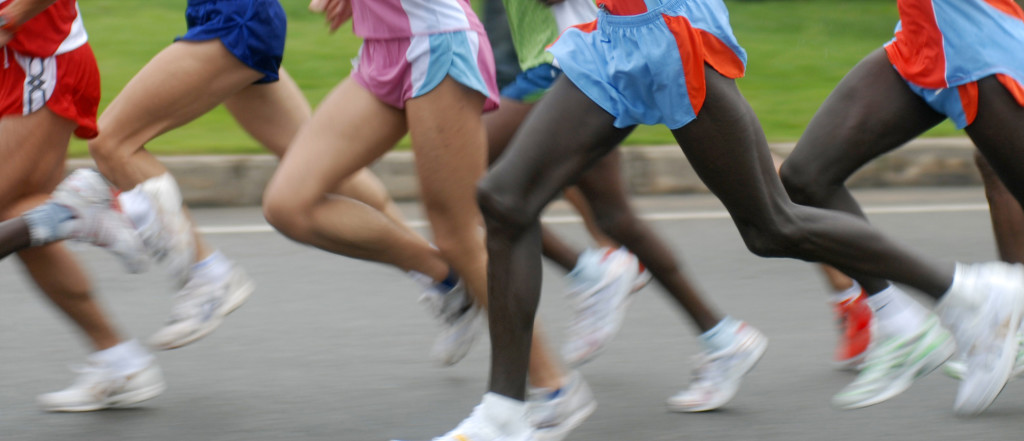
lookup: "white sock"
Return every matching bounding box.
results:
[190,250,232,284]
[117,187,155,230]
[698,316,742,353]
[866,285,929,339]
[90,340,153,375]
[480,392,531,436]
[831,281,863,304]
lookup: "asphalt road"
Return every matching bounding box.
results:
[3,187,1024,441]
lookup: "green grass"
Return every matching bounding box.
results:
[68,0,959,157]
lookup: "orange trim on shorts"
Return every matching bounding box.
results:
[697,29,745,79]
[886,0,947,89]
[957,82,979,126]
[984,0,1024,21]
[662,14,706,117]
[996,73,1024,107]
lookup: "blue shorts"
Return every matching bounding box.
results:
[500,64,562,103]
[549,0,746,129]
[177,0,286,84]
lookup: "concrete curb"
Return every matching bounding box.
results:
[67,137,981,207]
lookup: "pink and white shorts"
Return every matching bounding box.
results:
[352,30,499,111]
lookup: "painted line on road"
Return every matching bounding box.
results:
[196,203,990,235]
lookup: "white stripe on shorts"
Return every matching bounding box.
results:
[14,53,56,115]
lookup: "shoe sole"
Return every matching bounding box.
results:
[667,333,769,413]
[41,382,167,412]
[834,331,955,410]
[533,399,597,441]
[153,274,255,350]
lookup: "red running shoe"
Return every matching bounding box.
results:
[834,289,872,370]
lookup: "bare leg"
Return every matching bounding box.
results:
[1,109,122,351]
[575,151,721,332]
[408,78,565,389]
[227,68,421,239]
[89,40,264,262]
[563,186,618,249]
[479,77,634,399]
[779,49,948,295]
[484,97,588,272]
[964,76,1024,241]
[262,78,451,279]
[971,128,1024,265]
[674,66,952,297]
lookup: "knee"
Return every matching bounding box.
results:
[262,185,306,240]
[735,212,808,258]
[779,157,839,206]
[86,135,127,166]
[477,176,535,239]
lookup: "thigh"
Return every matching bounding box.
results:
[406,76,488,224]
[966,75,1024,204]
[96,40,263,152]
[574,150,630,215]
[484,97,535,164]
[266,77,406,210]
[0,109,75,209]
[670,66,789,223]
[483,76,634,220]
[784,48,945,183]
[225,67,312,156]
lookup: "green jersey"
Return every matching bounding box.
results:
[502,0,597,71]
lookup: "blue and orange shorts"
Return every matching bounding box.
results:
[548,0,746,129]
[885,0,1024,128]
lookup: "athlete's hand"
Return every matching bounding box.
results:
[309,0,352,33]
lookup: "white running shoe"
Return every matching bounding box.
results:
[393,401,533,441]
[943,331,1024,381]
[937,262,1024,416]
[667,323,768,412]
[562,247,640,367]
[149,265,255,350]
[135,173,196,286]
[832,316,955,410]
[38,361,166,412]
[46,169,149,273]
[527,371,597,441]
[421,281,483,366]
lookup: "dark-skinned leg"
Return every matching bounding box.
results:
[575,150,721,332]
[484,96,589,272]
[974,151,1024,263]
[673,66,953,298]
[779,48,947,295]
[479,77,633,400]
[0,217,31,259]
[965,76,1024,230]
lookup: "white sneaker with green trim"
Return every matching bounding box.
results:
[832,316,954,409]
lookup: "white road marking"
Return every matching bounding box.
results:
[195,203,990,235]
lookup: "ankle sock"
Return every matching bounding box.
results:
[866,284,929,339]
[90,340,153,375]
[832,281,863,304]
[480,392,531,436]
[190,250,232,284]
[117,187,155,230]
[699,316,742,353]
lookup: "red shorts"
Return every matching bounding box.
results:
[0,43,100,139]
